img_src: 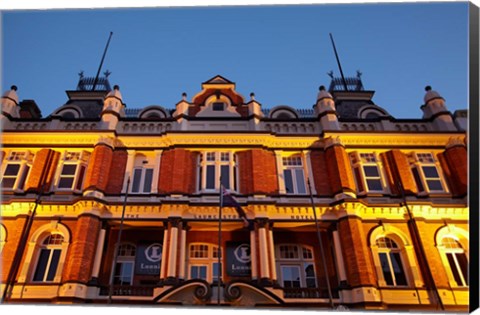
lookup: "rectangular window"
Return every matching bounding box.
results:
[1,151,33,191]
[379,253,394,286]
[390,252,407,286]
[412,152,446,193]
[56,151,90,191]
[282,156,307,195]
[58,164,77,189]
[206,165,215,189]
[212,102,225,111]
[281,266,301,288]
[113,262,134,285]
[350,152,385,194]
[1,164,21,189]
[304,263,317,288]
[212,262,222,282]
[190,265,207,280]
[200,152,237,192]
[131,167,154,193]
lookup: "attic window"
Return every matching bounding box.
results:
[212,102,225,111]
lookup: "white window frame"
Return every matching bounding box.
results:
[410,152,448,194]
[0,150,33,192]
[276,244,317,289]
[130,166,154,194]
[31,234,65,283]
[188,243,222,283]
[54,151,90,192]
[281,155,307,195]
[371,236,409,287]
[437,236,469,287]
[112,243,136,286]
[349,152,388,195]
[197,152,238,193]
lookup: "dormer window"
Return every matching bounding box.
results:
[0,151,33,191]
[212,102,225,111]
[409,152,447,194]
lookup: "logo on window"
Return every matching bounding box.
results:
[234,243,251,264]
[145,243,162,263]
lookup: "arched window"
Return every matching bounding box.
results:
[440,237,468,287]
[276,244,317,290]
[188,243,222,283]
[112,243,136,285]
[32,234,65,282]
[374,237,408,286]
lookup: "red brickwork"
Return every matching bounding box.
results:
[62,215,101,283]
[24,149,60,192]
[384,150,418,195]
[105,150,128,194]
[238,149,279,195]
[325,145,356,194]
[158,149,198,194]
[338,217,376,287]
[310,150,333,196]
[84,144,113,193]
[442,146,467,197]
[0,217,28,282]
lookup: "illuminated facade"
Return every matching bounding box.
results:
[0,74,469,310]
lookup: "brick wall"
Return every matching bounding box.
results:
[338,217,376,287]
[0,217,28,282]
[310,150,333,196]
[83,144,113,193]
[384,150,418,195]
[158,149,197,194]
[441,146,467,197]
[325,145,356,195]
[237,149,278,195]
[24,149,60,192]
[62,215,101,283]
[105,150,128,194]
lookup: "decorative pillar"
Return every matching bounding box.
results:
[166,218,181,281]
[274,151,286,194]
[332,228,347,285]
[257,219,271,284]
[90,227,106,283]
[267,222,277,283]
[122,150,136,193]
[302,150,317,194]
[178,223,188,280]
[249,226,258,281]
[152,150,163,193]
[160,222,169,281]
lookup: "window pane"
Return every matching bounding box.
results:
[221,165,230,189]
[75,165,85,190]
[143,169,153,193]
[121,262,133,285]
[61,164,77,175]
[4,164,20,176]
[446,253,463,286]
[422,166,439,178]
[426,180,443,191]
[46,249,61,281]
[58,177,74,189]
[132,169,142,192]
[379,253,394,285]
[390,253,407,285]
[206,165,215,189]
[284,170,294,193]
[295,169,306,194]
[363,166,380,177]
[17,165,30,190]
[367,179,383,191]
[456,253,469,285]
[213,262,222,281]
[33,249,50,281]
[1,178,16,189]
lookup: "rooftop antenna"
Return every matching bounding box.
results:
[92,31,113,91]
[329,33,348,91]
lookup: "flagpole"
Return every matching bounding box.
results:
[217,176,223,306]
[307,178,335,309]
[108,176,130,304]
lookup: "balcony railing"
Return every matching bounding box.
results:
[99,285,155,297]
[283,287,339,299]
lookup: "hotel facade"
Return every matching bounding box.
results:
[0,74,469,310]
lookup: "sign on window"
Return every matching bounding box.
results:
[135,243,162,275]
[226,242,251,277]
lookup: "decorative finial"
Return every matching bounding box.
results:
[104,69,112,78]
[78,71,84,78]
[11,85,18,91]
[250,92,255,100]
[113,85,120,90]
[319,85,326,91]
[425,86,432,91]
[182,92,187,101]
[327,71,334,79]
[356,70,362,78]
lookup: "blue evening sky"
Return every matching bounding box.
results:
[1,2,470,118]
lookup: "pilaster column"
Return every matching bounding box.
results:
[152,150,163,193]
[90,227,106,282]
[122,150,136,193]
[249,226,258,280]
[257,219,271,282]
[160,222,169,280]
[302,150,317,194]
[274,151,286,194]
[332,227,347,285]
[178,223,188,280]
[166,218,181,280]
[267,222,277,283]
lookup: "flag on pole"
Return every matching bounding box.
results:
[221,185,249,227]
